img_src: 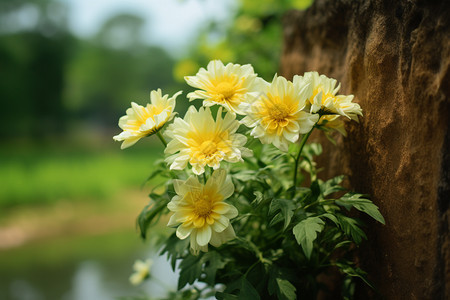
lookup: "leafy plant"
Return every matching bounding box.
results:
[115,60,385,299]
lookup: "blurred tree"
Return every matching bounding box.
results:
[0,3,181,141]
[0,0,72,140]
[64,13,181,134]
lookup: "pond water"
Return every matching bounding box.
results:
[0,229,178,300]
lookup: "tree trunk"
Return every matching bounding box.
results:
[281,0,449,298]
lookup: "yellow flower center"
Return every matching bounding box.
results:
[268,102,290,121]
[215,82,235,101]
[187,130,231,166]
[193,195,213,217]
[199,140,217,157]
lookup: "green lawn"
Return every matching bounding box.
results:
[0,141,164,208]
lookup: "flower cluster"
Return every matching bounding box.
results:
[114,60,363,254]
[115,60,386,299]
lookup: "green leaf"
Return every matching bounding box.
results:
[201,251,227,286]
[336,193,385,224]
[144,168,163,183]
[324,130,337,145]
[160,233,189,271]
[137,194,169,239]
[221,277,261,300]
[303,142,322,157]
[310,180,322,201]
[239,277,261,300]
[293,216,325,259]
[233,170,257,181]
[177,254,203,290]
[275,278,297,300]
[335,261,375,290]
[321,175,346,196]
[268,212,285,228]
[336,215,367,244]
[268,266,297,300]
[321,213,339,226]
[269,199,295,230]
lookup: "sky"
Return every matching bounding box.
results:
[62,0,237,55]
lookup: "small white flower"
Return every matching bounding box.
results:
[129,259,152,286]
[294,72,362,119]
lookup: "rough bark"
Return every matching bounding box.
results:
[281,0,450,299]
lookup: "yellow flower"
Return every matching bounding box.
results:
[164,106,252,175]
[167,169,238,254]
[294,72,362,119]
[241,75,319,151]
[184,60,263,115]
[113,89,182,149]
[318,115,347,136]
[129,259,152,286]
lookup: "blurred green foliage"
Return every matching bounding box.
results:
[0,143,162,208]
[175,0,313,81]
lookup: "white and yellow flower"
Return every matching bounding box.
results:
[113,89,182,149]
[241,75,319,151]
[164,106,252,175]
[294,72,362,119]
[129,259,152,286]
[167,169,238,254]
[185,60,264,115]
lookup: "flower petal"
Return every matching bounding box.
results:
[196,226,212,246]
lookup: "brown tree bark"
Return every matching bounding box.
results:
[281,0,450,299]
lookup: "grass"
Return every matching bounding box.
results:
[0,139,164,209]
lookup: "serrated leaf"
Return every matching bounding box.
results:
[160,233,189,271]
[201,251,227,286]
[336,193,385,224]
[336,214,367,244]
[293,217,325,259]
[177,254,203,290]
[269,199,295,230]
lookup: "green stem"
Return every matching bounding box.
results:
[302,199,336,211]
[291,129,314,199]
[156,131,167,147]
